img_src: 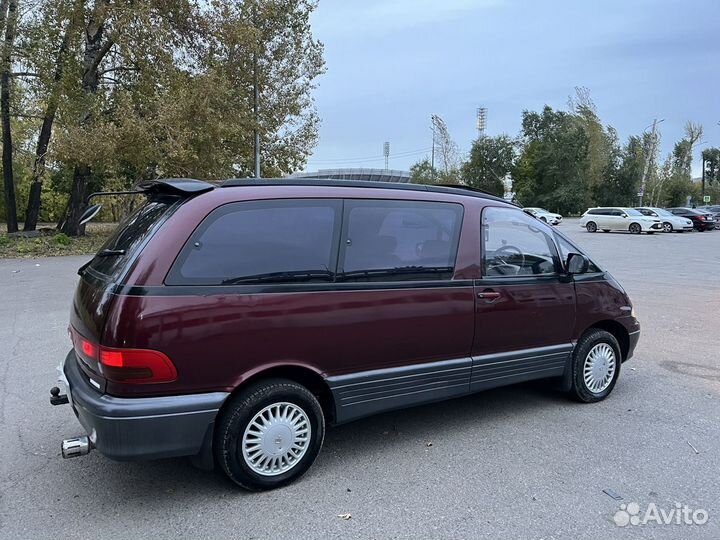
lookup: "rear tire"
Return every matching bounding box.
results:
[215,378,325,491]
[586,221,597,233]
[541,216,547,223]
[602,229,610,233]
[568,330,621,403]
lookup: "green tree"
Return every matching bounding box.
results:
[460,135,514,197]
[409,158,458,184]
[701,147,720,186]
[14,0,325,235]
[513,106,589,214]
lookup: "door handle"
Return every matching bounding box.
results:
[477,291,501,300]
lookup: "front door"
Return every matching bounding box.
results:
[471,207,576,392]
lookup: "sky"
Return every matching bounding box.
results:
[305,0,720,177]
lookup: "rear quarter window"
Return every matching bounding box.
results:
[85,197,176,280]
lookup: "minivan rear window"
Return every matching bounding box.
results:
[85,197,176,279]
[167,199,342,285]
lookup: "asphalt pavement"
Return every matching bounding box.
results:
[1,219,719,540]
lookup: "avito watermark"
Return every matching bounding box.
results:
[614,502,709,527]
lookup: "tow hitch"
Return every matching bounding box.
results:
[49,386,69,406]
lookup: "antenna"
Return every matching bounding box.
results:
[383,141,390,170]
[476,107,487,139]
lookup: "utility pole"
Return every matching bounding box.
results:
[430,115,436,182]
[252,3,260,178]
[639,118,660,206]
[702,154,706,198]
[383,141,390,170]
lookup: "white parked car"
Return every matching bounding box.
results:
[523,207,563,225]
[634,207,694,233]
[580,207,663,234]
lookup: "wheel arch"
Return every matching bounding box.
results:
[586,319,630,361]
[559,320,630,392]
[221,364,336,424]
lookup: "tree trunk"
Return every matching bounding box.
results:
[59,0,112,236]
[23,27,72,231]
[0,0,17,233]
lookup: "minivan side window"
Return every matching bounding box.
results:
[339,200,463,281]
[167,199,341,285]
[482,207,559,277]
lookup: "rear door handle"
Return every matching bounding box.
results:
[477,291,501,300]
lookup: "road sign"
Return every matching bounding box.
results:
[703,195,711,203]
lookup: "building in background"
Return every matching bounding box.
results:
[290,168,411,183]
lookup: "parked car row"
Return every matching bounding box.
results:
[579,206,718,234]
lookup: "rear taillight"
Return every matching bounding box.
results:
[697,215,705,220]
[70,327,177,384]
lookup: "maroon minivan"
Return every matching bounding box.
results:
[52,178,640,490]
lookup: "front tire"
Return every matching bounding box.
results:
[586,221,597,233]
[629,222,642,234]
[662,222,673,233]
[215,379,325,491]
[568,330,621,403]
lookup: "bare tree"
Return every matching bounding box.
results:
[431,114,460,176]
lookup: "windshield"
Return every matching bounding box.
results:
[652,208,673,217]
[624,209,643,216]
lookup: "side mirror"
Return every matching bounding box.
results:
[620,213,627,218]
[79,204,103,226]
[566,253,589,274]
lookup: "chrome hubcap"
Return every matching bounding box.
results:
[583,343,616,393]
[242,402,311,476]
[663,223,671,232]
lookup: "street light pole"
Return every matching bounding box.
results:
[430,115,436,182]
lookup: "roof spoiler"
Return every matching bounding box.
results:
[87,178,214,203]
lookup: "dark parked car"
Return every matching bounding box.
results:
[52,178,640,490]
[697,205,720,230]
[666,207,716,231]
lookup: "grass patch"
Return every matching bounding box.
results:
[0,223,116,259]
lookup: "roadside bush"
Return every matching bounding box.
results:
[54,233,72,246]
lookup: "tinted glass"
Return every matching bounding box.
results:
[482,207,559,277]
[339,200,463,281]
[168,199,340,285]
[87,197,175,279]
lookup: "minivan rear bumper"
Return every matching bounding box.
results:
[59,350,228,461]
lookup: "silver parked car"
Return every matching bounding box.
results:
[635,207,694,233]
[523,207,563,225]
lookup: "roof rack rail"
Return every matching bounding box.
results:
[220,177,511,204]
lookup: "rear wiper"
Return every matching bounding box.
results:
[339,266,453,280]
[97,248,126,257]
[221,270,334,285]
